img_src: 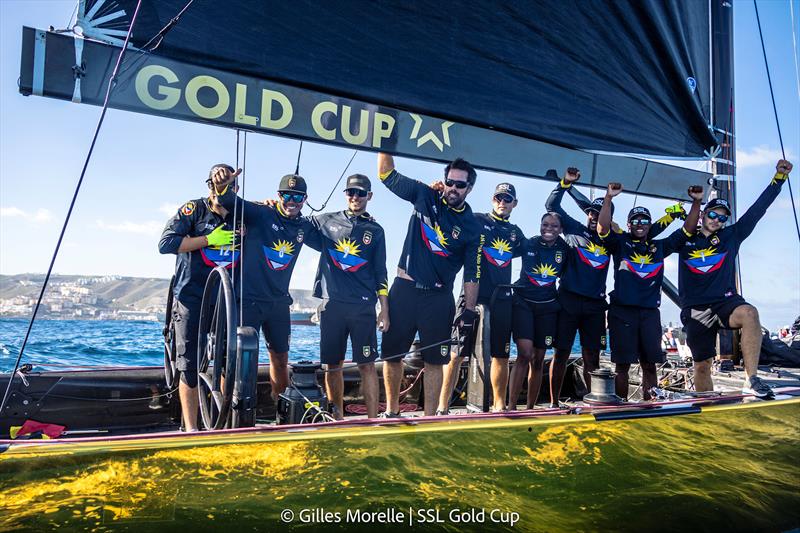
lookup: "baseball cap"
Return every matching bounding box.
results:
[704,198,731,215]
[493,183,516,199]
[344,174,371,192]
[586,197,614,215]
[278,174,307,194]
[627,206,651,221]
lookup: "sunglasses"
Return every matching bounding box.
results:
[630,218,651,226]
[706,211,729,223]
[345,188,368,198]
[445,179,469,190]
[493,194,514,204]
[280,192,306,203]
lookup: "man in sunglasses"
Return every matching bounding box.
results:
[159,163,238,431]
[596,183,703,400]
[306,174,390,419]
[212,169,318,400]
[438,183,524,413]
[377,153,483,417]
[677,159,793,399]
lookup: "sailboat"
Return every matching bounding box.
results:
[1,1,799,530]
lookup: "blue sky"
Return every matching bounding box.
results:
[1,0,798,330]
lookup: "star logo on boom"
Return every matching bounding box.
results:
[482,238,513,268]
[408,113,454,152]
[328,238,368,272]
[263,239,296,270]
[684,246,727,274]
[526,263,558,286]
[621,252,663,279]
[576,242,609,269]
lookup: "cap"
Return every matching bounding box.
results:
[278,174,307,194]
[586,197,614,215]
[627,206,652,221]
[344,173,371,192]
[704,198,731,215]
[493,183,516,199]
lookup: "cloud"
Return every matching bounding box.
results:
[737,146,793,169]
[95,219,163,235]
[0,206,53,222]
[158,203,181,217]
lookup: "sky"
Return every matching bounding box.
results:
[1,0,798,330]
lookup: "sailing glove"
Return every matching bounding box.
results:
[206,225,234,247]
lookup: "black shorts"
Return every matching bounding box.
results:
[319,300,377,365]
[173,300,200,385]
[512,297,560,350]
[240,299,291,354]
[555,289,608,351]
[680,296,747,362]
[381,278,455,365]
[453,295,513,359]
[607,304,665,364]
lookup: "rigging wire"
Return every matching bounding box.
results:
[753,0,800,243]
[295,141,303,175]
[305,150,359,213]
[231,130,240,323]
[0,0,146,415]
[239,132,247,324]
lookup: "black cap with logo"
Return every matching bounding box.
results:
[586,197,614,215]
[704,198,731,215]
[627,206,652,221]
[278,174,307,194]
[344,173,371,192]
[493,183,516,199]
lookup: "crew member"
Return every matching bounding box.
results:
[212,168,318,400]
[677,159,793,398]
[309,174,390,419]
[597,183,703,400]
[159,164,237,431]
[508,212,569,409]
[544,167,612,404]
[438,183,524,413]
[378,153,483,417]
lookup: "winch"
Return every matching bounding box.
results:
[277,360,328,424]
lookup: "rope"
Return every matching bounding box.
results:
[305,150,359,213]
[0,0,145,415]
[753,0,800,243]
[294,141,303,175]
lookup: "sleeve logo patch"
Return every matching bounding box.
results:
[363,231,372,245]
[555,251,563,264]
[181,202,195,216]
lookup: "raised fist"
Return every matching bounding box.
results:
[687,185,704,201]
[777,160,793,175]
[563,167,581,184]
[606,182,623,197]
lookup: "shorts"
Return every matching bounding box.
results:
[452,295,513,359]
[512,297,560,349]
[240,299,291,353]
[381,278,455,365]
[607,303,665,364]
[319,300,378,365]
[680,296,747,362]
[555,289,608,351]
[173,299,200,387]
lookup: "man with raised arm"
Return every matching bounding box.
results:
[159,164,238,431]
[377,153,483,417]
[544,167,612,404]
[677,159,793,398]
[597,182,703,400]
[438,183,524,414]
[211,168,318,400]
[309,174,390,420]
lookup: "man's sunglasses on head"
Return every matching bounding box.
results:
[445,179,469,190]
[280,192,306,203]
[706,211,728,223]
[345,188,368,198]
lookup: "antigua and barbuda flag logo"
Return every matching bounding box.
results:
[420,221,450,257]
[526,263,558,287]
[621,252,663,279]
[684,247,727,274]
[576,242,609,269]
[483,238,513,268]
[201,245,240,269]
[328,238,368,272]
[263,239,296,270]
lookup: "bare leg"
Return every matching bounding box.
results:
[581,347,600,392]
[526,348,546,408]
[383,360,403,414]
[423,363,443,416]
[615,363,631,399]
[269,349,290,401]
[550,348,571,406]
[324,361,344,420]
[508,339,533,410]
[358,362,379,419]
[640,362,657,400]
[491,357,510,411]
[179,380,198,431]
[727,304,762,381]
[438,351,462,413]
[693,358,713,391]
